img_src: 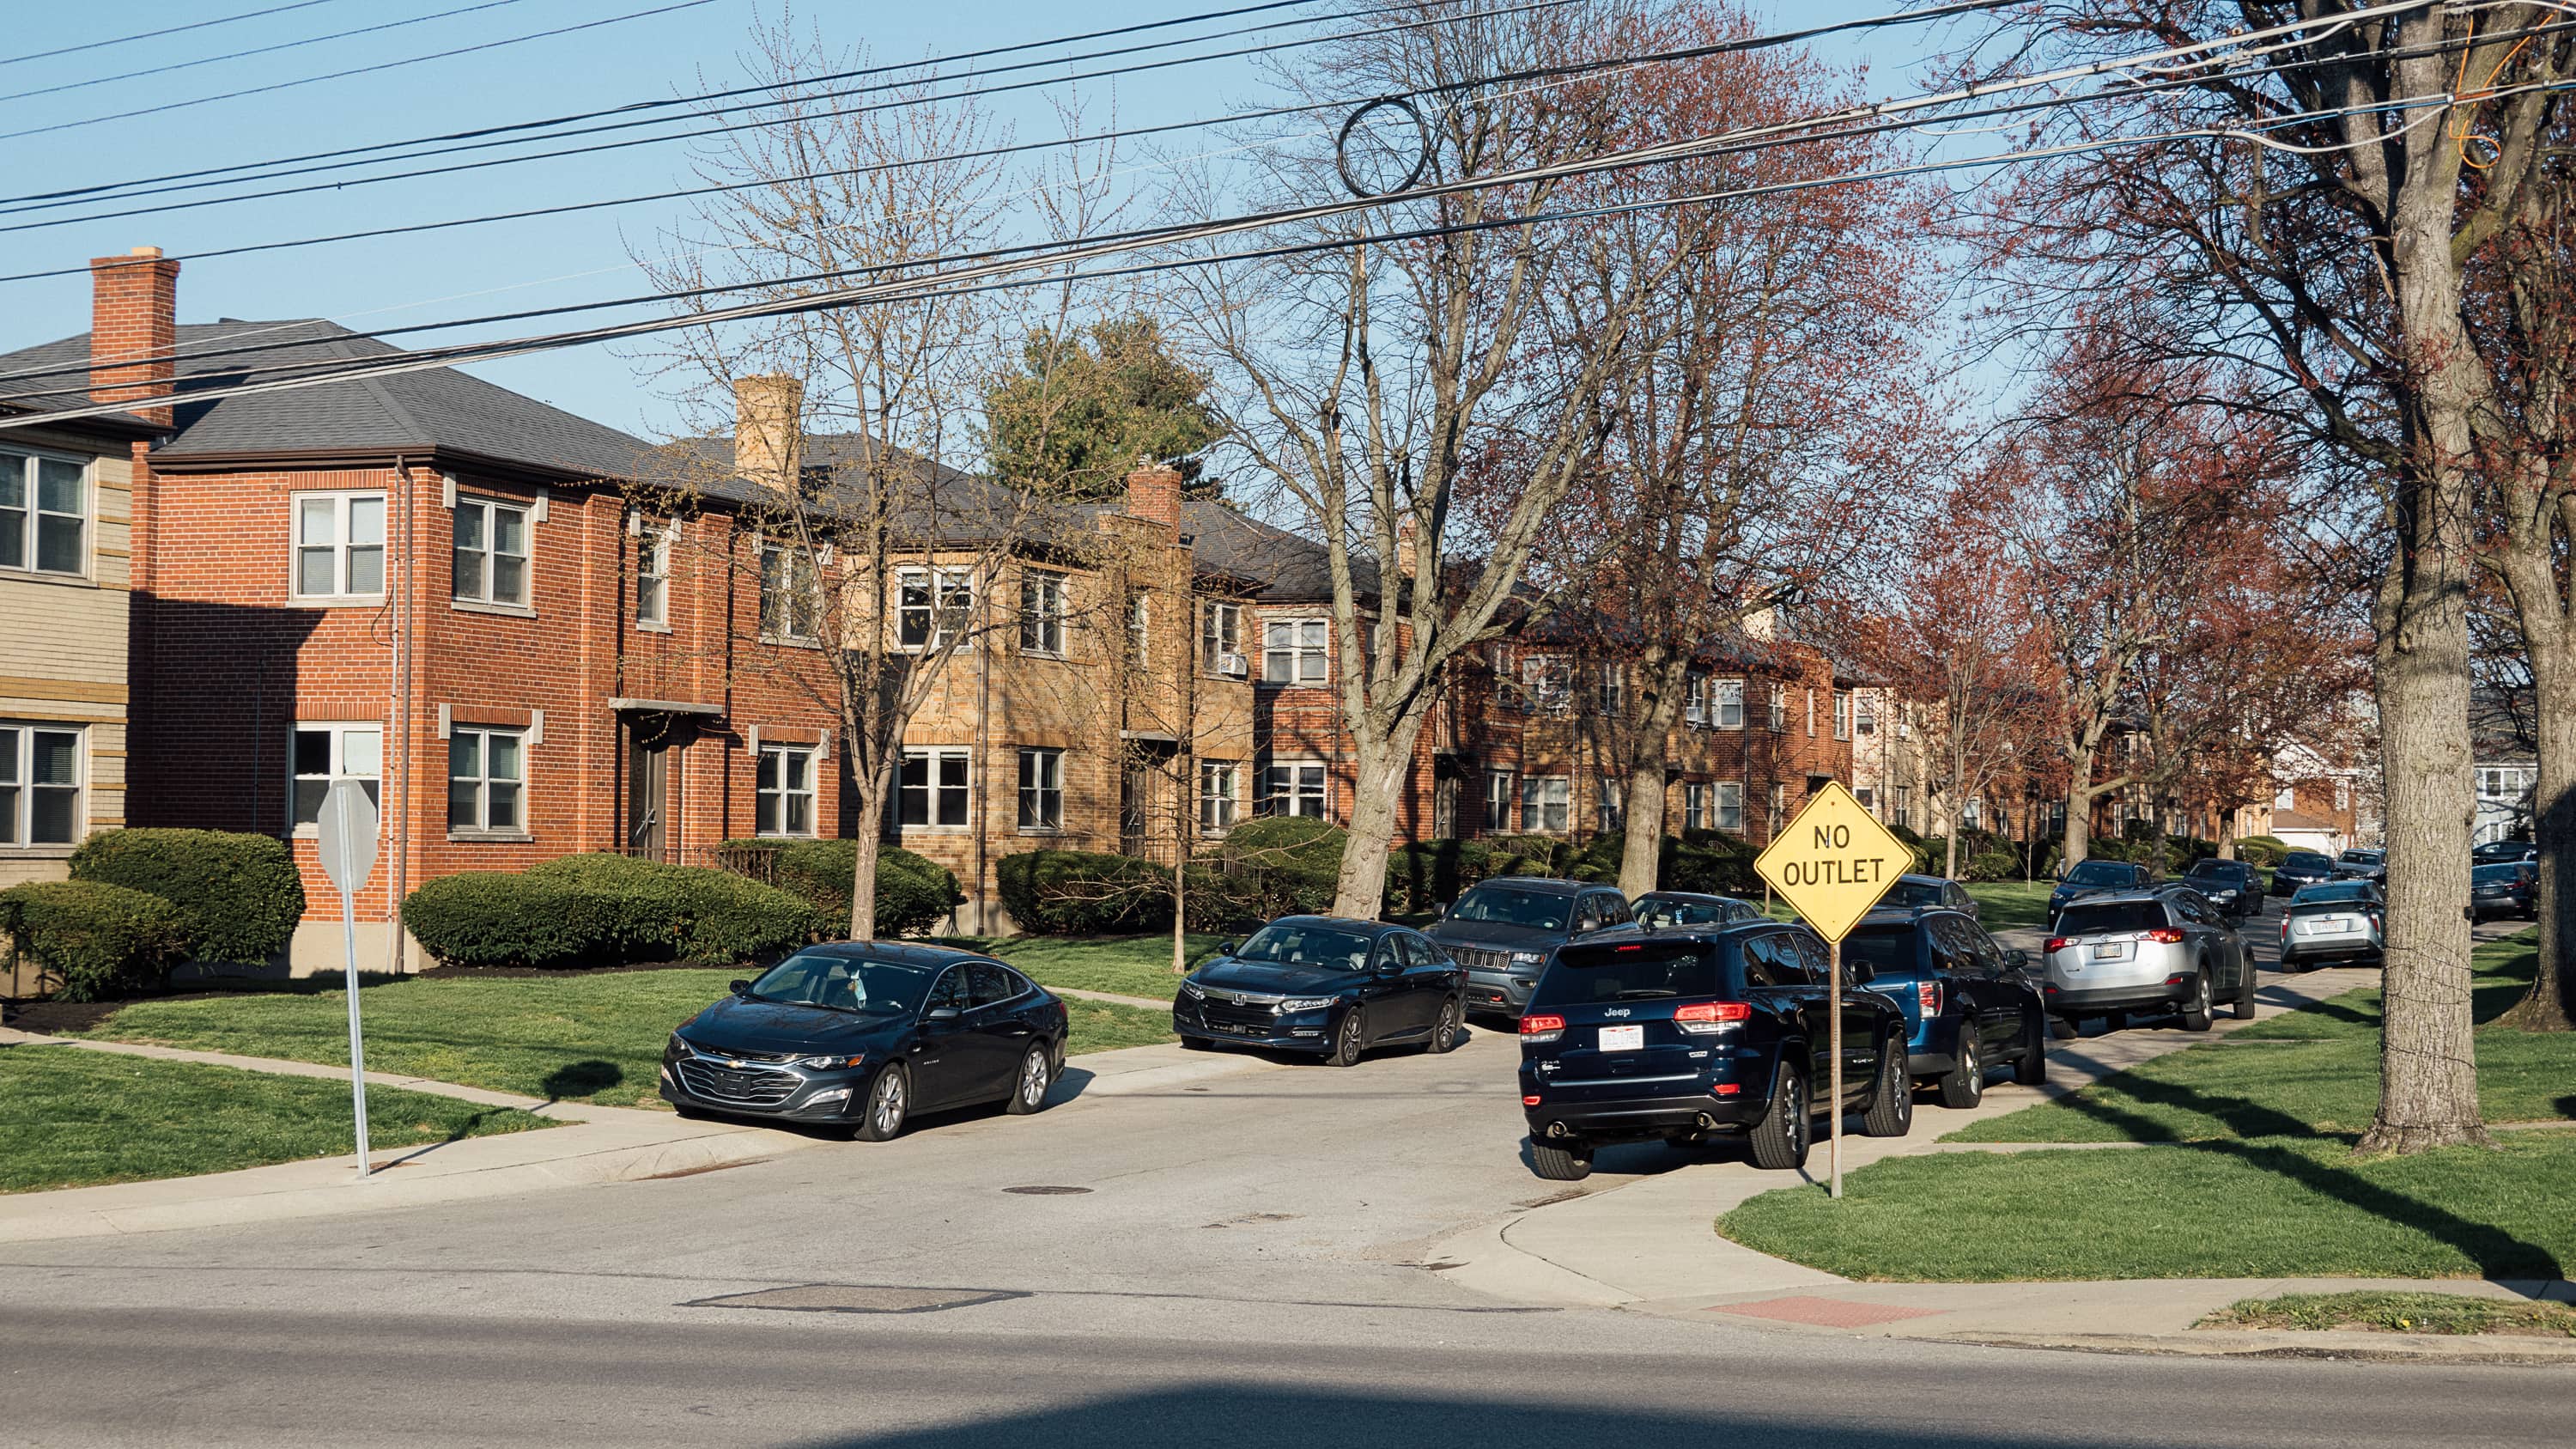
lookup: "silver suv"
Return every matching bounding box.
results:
[2040,889,2255,1033]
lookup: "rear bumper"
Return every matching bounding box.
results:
[2470,897,2532,919]
[2280,938,2384,965]
[1523,1087,1760,1142]
[1906,1013,1965,1077]
[2043,978,2196,1015]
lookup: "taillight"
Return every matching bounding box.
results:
[2370,914,2382,933]
[1917,980,1941,1015]
[1519,1014,1565,1044]
[1674,1001,1751,1034]
[2044,936,2071,953]
[2145,928,2186,944]
[1522,1094,1542,1106]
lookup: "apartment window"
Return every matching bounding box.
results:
[1893,785,1911,831]
[1766,684,1787,732]
[1126,592,1151,665]
[1,450,86,575]
[1856,693,1877,735]
[1716,679,1745,730]
[1806,688,1817,737]
[1683,673,1709,727]
[1597,664,1625,716]
[1522,656,1571,714]
[0,723,82,847]
[1856,786,1876,811]
[1262,760,1328,818]
[453,496,531,607]
[289,723,381,829]
[1833,691,1851,741]
[447,728,526,835]
[896,568,975,650]
[899,747,971,829]
[1017,747,1064,831]
[1521,776,1570,833]
[1713,781,1744,833]
[1597,777,1624,832]
[756,744,818,837]
[1769,783,1788,833]
[1264,618,1329,685]
[1962,796,1984,829]
[1017,569,1068,655]
[2336,779,2351,810]
[2274,784,2297,811]
[294,491,386,599]
[1198,760,1240,834]
[760,543,821,642]
[1483,770,1514,832]
[1684,782,1712,831]
[635,522,671,628]
[1201,601,1244,676]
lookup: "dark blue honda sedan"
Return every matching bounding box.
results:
[1174,916,1465,1066]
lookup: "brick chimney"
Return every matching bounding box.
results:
[1125,457,1182,539]
[732,374,805,494]
[90,247,180,427]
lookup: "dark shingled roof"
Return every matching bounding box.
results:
[0,320,654,479]
[1182,496,1381,603]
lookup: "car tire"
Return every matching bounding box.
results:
[1861,1038,1912,1138]
[1005,1043,1052,1116]
[2180,971,2214,1032]
[1748,1058,1810,1171]
[1936,1032,1984,1110]
[1426,998,1462,1054]
[853,1064,909,1142]
[2231,968,2257,1020]
[2014,1013,2048,1087]
[1529,1139,1593,1181]
[1325,1008,1366,1068]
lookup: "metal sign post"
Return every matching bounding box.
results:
[1752,780,1912,1201]
[316,780,380,1178]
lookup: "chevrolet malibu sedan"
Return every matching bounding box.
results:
[1175,916,1466,1065]
[662,943,1069,1141]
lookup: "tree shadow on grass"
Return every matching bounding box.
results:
[2052,1076,2563,1280]
[542,1060,624,1103]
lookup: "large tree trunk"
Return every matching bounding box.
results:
[1943,829,1959,881]
[848,794,884,942]
[2061,749,2095,868]
[1332,717,1427,919]
[1617,657,1688,898]
[2500,651,2576,1030]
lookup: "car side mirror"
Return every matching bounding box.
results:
[1431,902,1446,920]
[1375,958,1402,977]
[729,979,753,996]
[1847,959,1876,984]
[2008,948,2031,971]
[925,1006,962,1024]
[1215,941,1236,957]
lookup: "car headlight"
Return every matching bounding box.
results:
[664,1033,690,1060]
[1179,979,1205,1000]
[1277,996,1337,1013]
[792,1053,866,1070]
[1509,951,1546,968]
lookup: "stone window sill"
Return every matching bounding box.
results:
[453,599,537,619]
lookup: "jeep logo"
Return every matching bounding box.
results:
[1603,1007,1631,1018]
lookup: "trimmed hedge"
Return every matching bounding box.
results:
[402,855,823,969]
[725,840,963,938]
[69,827,304,965]
[0,880,189,1002]
[2233,834,2292,867]
[997,849,1176,935]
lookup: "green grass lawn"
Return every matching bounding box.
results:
[969,933,1224,1001]
[1,1045,553,1193]
[76,961,1177,1111]
[1717,928,2576,1282]
[2202,1290,2576,1337]
[1962,879,2054,930]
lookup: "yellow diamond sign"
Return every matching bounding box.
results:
[1753,780,1913,943]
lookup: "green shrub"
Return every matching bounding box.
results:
[1965,849,2025,883]
[0,880,189,1002]
[730,839,963,938]
[69,827,304,965]
[2234,835,2291,868]
[996,849,1175,934]
[1665,831,1763,895]
[400,872,617,969]
[1218,818,1347,916]
[403,855,822,969]
[1384,838,1504,916]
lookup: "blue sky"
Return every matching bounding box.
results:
[3,1,1974,441]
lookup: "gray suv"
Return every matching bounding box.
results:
[1425,877,1631,1020]
[2039,888,2255,1033]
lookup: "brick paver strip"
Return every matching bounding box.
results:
[1707,1295,1953,1329]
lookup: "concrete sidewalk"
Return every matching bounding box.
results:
[0,1030,1266,1242]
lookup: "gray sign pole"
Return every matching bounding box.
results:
[317,780,380,1178]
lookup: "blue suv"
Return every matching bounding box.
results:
[1839,906,2048,1108]
[1516,921,1912,1179]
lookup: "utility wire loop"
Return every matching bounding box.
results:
[1335,95,1436,199]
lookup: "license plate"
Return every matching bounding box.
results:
[1599,1024,1643,1052]
[2312,919,2354,935]
[2091,942,2121,959]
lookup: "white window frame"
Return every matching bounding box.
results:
[896,567,976,651]
[1685,781,1711,831]
[447,726,527,837]
[452,495,532,609]
[1714,781,1745,833]
[289,721,382,835]
[0,721,84,849]
[1597,664,1625,715]
[1201,600,1244,676]
[0,448,88,579]
[1483,769,1514,833]
[1125,590,1151,666]
[1017,746,1065,831]
[635,519,672,630]
[1684,673,1709,727]
[1855,692,1877,736]
[1521,775,1570,833]
[1597,776,1624,832]
[1807,688,1817,738]
[1766,684,1787,733]
[2335,779,2352,811]
[1198,759,1240,835]
[1716,679,1745,730]
[1262,759,1329,819]
[900,746,972,831]
[292,490,387,601]
[1893,785,1911,831]
[760,541,823,643]
[1019,569,1069,656]
[1833,691,1851,741]
[1263,618,1329,685]
[2274,784,2297,811]
[756,743,819,837]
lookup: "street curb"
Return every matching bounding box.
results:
[1930,1330,2576,1367]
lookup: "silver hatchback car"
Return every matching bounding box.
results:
[2040,889,2256,1032]
[2278,880,2385,970]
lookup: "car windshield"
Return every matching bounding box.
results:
[1448,885,1571,931]
[1531,940,1728,1006]
[2472,863,2529,882]
[1637,895,1742,925]
[2063,861,2133,886]
[2293,883,2374,905]
[1884,879,1947,909]
[2283,853,2333,870]
[2340,851,2382,865]
[1230,923,1375,970]
[2185,861,2247,880]
[1841,923,1923,978]
[745,953,933,1014]
[2056,901,2170,936]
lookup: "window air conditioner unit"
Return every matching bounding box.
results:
[1218,652,1250,678]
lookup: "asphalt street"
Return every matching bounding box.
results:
[8,896,2565,1447]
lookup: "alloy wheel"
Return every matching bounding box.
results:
[1021,1050,1049,1107]
[872,1071,906,1135]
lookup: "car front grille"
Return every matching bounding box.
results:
[1199,997,1281,1032]
[677,1058,802,1106]
[1448,946,1518,975]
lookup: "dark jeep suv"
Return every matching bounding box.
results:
[1516,921,1911,1180]
[1427,877,1632,1020]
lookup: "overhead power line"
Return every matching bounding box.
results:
[0,0,542,107]
[0,1,353,70]
[0,0,719,143]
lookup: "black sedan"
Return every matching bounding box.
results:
[2179,857,2263,921]
[1175,916,1466,1065]
[662,942,1068,1141]
[2472,861,2539,922]
[2271,849,2337,897]
[2474,839,2537,866]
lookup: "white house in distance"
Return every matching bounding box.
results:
[2471,688,2537,847]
